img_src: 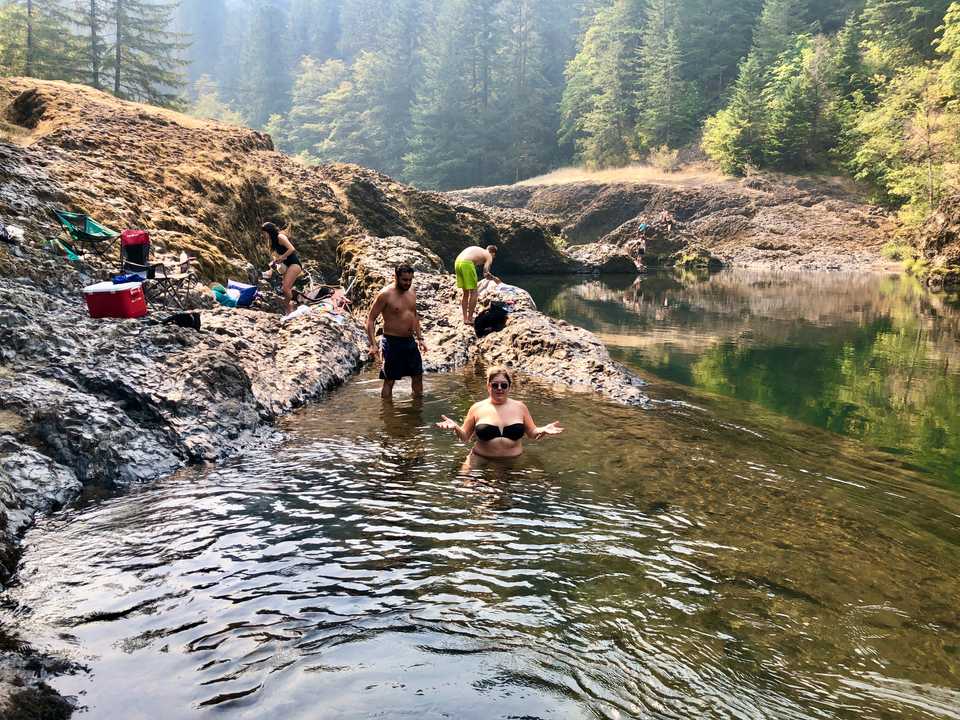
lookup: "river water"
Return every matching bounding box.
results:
[3,270,960,719]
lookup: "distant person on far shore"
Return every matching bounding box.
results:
[261,221,302,313]
[455,244,500,324]
[436,366,563,470]
[657,209,675,234]
[366,264,427,400]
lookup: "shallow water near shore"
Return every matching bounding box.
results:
[3,364,960,718]
[518,269,960,490]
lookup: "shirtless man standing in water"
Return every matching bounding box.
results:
[366,264,427,400]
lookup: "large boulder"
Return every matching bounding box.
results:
[566,242,639,273]
[340,235,648,404]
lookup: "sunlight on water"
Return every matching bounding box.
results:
[3,370,959,719]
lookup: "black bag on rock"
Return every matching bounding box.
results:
[161,311,201,330]
[474,302,508,338]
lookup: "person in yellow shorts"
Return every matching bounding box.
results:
[454,244,499,324]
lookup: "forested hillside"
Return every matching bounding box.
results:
[3,0,960,225]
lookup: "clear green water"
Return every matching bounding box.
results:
[3,271,960,718]
[518,270,960,489]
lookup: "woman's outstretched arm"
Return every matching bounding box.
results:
[522,403,564,440]
[436,406,476,443]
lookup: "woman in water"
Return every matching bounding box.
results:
[261,221,302,313]
[436,367,563,465]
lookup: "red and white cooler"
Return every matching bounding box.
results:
[82,281,148,319]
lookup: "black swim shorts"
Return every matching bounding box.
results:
[379,334,423,380]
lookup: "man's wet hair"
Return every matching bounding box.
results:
[395,264,415,277]
[486,245,498,254]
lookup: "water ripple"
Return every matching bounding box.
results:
[3,371,960,719]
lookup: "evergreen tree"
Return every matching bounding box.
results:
[85,0,103,89]
[4,0,86,81]
[497,0,564,181]
[189,74,244,124]
[848,63,956,217]
[937,1,960,92]
[239,0,292,128]
[404,0,499,188]
[0,2,27,75]
[636,0,698,150]
[682,0,764,105]
[751,0,810,68]
[559,0,645,168]
[832,12,867,97]
[105,0,186,106]
[863,0,952,60]
[289,0,341,64]
[177,0,226,86]
[337,0,394,61]
[762,35,837,168]
[702,53,769,173]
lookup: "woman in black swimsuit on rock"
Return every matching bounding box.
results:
[261,221,303,313]
[436,366,563,465]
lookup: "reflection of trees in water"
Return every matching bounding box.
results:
[566,269,960,367]
[542,269,960,486]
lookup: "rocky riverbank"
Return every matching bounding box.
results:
[0,78,651,715]
[918,194,960,287]
[450,173,892,271]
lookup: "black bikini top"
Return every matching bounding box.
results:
[475,422,525,442]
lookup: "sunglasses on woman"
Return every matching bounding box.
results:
[490,381,510,390]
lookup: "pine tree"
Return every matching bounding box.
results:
[189,74,244,124]
[84,0,109,89]
[289,0,342,64]
[681,0,764,105]
[0,2,27,76]
[702,53,768,173]
[497,0,565,181]
[404,0,496,188]
[832,12,866,98]
[751,0,810,69]
[337,0,394,61]
[177,0,226,86]
[559,0,645,168]
[239,0,292,128]
[637,0,697,150]
[5,0,86,81]
[863,0,952,60]
[938,1,960,93]
[105,0,186,106]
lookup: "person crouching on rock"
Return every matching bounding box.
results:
[366,263,427,400]
[262,221,302,314]
[436,366,563,466]
[455,244,500,324]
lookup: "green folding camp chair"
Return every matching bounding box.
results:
[52,209,120,257]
